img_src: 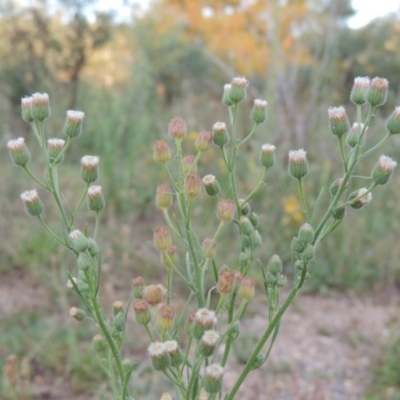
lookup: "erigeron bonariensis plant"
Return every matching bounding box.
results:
[6,76,399,400]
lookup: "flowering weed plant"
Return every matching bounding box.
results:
[6,76,400,399]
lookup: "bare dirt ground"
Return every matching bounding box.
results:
[1,272,399,400]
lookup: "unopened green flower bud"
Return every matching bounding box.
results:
[346,123,366,148]
[63,110,84,138]
[47,138,65,164]
[251,99,267,123]
[113,301,123,316]
[349,188,372,209]
[288,149,308,179]
[69,229,90,252]
[260,144,276,169]
[69,307,86,321]
[229,76,248,103]
[157,305,175,331]
[298,223,314,245]
[204,364,224,393]
[132,277,144,298]
[87,185,105,212]
[148,342,171,371]
[371,155,397,185]
[385,107,400,135]
[154,226,172,251]
[239,216,254,236]
[332,206,345,220]
[301,244,315,264]
[153,140,171,163]
[88,238,100,257]
[291,237,304,253]
[251,354,264,370]
[268,254,283,275]
[92,334,106,354]
[133,299,151,325]
[202,174,221,197]
[20,189,44,216]
[80,155,99,183]
[184,174,202,197]
[21,96,34,122]
[168,117,187,140]
[239,199,251,216]
[77,252,92,271]
[276,275,287,288]
[200,330,219,357]
[217,199,235,222]
[156,184,172,209]
[328,106,350,138]
[222,84,234,106]
[31,92,50,121]
[122,359,134,375]
[7,137,31,166]
[113,311,125,332]
[350,77,370,105]
[264,272,276,286]
[164,340,183,367]
[195,130,213,152]
[213,122,229,147]
[329,178,348,196]
[366,77,389,107]
[248,212,260,228]
[249,229,262,249]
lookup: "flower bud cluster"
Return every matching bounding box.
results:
[290,223,315,270]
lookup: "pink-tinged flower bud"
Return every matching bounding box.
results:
[349,188,372,209]
[193,308,217,339]
[195,130,213,152]
[164,340,183,367]
[148,342,171,371]
[371,155,397,185]
[251,99,268,124]
[132,277,144,298]
[202,238,217,258]
[185,311,196,335]
[329,178,348,196]
[298,223,314,245]
[20,189,44,216]
[7,137,31,166]
[204,364,224,393]
[229,76,248,104]
[222,84,234,106]
[160,393,173,400]
[288,149,308,179]
[69,229,90,252]
[63,110,85,138]
[31,92,50,121]
[200,330,219,357]
[21,96,34,122]
[385,106,400,135]
[346,123,367,148]
[143,284,167,306]
[156,184,172,209]
[183,155,197,174]
[157,305,175,331]
[153,140,171,163]
[260,144,275,169]
[184,174,201,197]
[212,122,229,147]
[328,106,350,137]
[92,334,106,354]
[153,226,172,251]
[217,198,235,222]
[47,138,65,164]
[217,270,235,294]
[350,77,370,105]
[239,277,255,300]
[87,185,105,212]
[202,174,221,197]
[366,77,389,107]
[69,307,86,321]
[161,245,179,266]
[80,155,100,183]
[268,254,283,275]
[168,117,187,140]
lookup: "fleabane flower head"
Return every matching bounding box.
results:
[148,342,171,371]
[328,106,349,137]
[20,189,44,216]
[200,330,220,357]
[21,96,34,122]
[47,138,66,164]
[350,77,370,105]
[202,174,221,197]
[371,155,397,185]
[80,155,100,183]
[229,76,248,103]
[204,364,224,393]
[143,284,167,306]
[69,229,90,252]
[168,117,187,140]
[349,188,372,209]
[222,84,233,106]
[31,92,50,121]
[288,149,308,179]
[164,340,183,367]
[7,137,31,166]
[64,110,85,138]
[193,308,217,339]
[385,106,400,135]
[87,185,105,212]
[260,144,276,169]
[347,123,367,148]
[367,77,389,107]
[212,122,229,147]
[251,99,268,123]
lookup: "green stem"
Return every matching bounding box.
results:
[242,169,268,205]
[71,184,90,227]
[297,178,311,224]
[94,211,100,240]
[238,122,259,148]
[338,135,348,173]
[22,165,48,189]
[50,137,72,166]
[37,216,68,247]
[359,132,390,161]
